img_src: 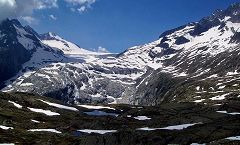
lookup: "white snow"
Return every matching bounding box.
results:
[210,93,231,101]
[20,83,34,87]
[31,120,40,123]
[218,85,226,89]
[8,101,22,109]
[196,86,200,91]
[78,105,115,110]
[217,111,240,115]
[41,33,110,63]
[107,96,117,104]
[207,74,218,78]
[137,123,201,131]
[178,72,188,77]
[213,104,222,106]
[225,136,240,141]
[0,125,13,130]
[137,127,159,131]
[28,107,60,116]
[42,34,95,55]
[77,129,117,134]
[227,70,238,76]
[39,100,78,111]
[193,99,205,103]
[28,129,61,134]
[158,123,201,130]
[133,116,151,121]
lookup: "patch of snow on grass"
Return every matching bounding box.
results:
[158,123,201,130]
[134,116,151,121]
[207,74,218,78]
[217,111,240,115]
[39,100,78,111]
[196,86,200,91]
[137,123,201,131]
[227,70,238,76]
[225,136,240,141]
[78,129,117,134]
[78,105,115,110]
[193,99,205,103]
[210,93,230,101]
[218,85,226,89]
[0,125,13,130]
[28,129,61,134]
[8,101,22,109]
[31,120,40,123]
[28,107,60,116]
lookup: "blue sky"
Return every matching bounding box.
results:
[27,0,240,53]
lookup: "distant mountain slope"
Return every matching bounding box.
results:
[1,3,240,106]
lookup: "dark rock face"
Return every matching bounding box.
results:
[24,25,41,38]
[191,19,221,36]
[157,37,170,48]
[175,36,190,45]
[230,32,240,43]
[159,25,188,38]
[0,19,32,84]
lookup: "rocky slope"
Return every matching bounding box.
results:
[0,19,65,88]
[0,19,62,86]
[0,92,240,145]
[1,3,240,106]
[133,3,240,105]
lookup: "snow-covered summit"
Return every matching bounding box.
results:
[40,32,96,55]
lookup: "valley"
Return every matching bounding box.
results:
[0,2,240,145]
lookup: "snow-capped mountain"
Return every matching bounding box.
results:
[40,32,95,55]
[133,3,240,105]
[1,3,240,105]
[0,19,64,88]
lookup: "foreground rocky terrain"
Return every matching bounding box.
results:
[0,92,240,145]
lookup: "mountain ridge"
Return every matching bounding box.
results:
[1,3,240,106]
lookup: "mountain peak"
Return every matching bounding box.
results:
[159,3,240,38]
[201,3,240,22]
[47,32,57,37]
[229,2,240,10]
[0,18,21,28]
[40,32,63,41]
